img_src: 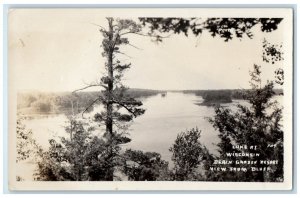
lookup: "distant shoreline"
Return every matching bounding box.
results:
[195,101,233,107]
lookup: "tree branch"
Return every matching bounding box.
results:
[128,43,143,50]
[100,84,108,89]
[115,51,132,58]
[89,22,107,31]
[119,30,171,38]
[119,31,137,36]
[112,100,137,117]
[81,97,101,118]
[72,85,101,93]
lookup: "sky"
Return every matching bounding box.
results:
[8,9,289,92]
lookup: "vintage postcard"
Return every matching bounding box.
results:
[8,8,293,191]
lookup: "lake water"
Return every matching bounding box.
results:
[17,92,272,180]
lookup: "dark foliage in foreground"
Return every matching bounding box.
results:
[35,119,171,181]
[122,149,170,181]
[16,116,42,162]
[35,120,115,181]
[169,128,213,181]
[140,18,282,42]
[207,65,283,182]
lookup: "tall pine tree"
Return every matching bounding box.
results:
[75,18,146,180]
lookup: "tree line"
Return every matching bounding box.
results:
[17,89,163,114]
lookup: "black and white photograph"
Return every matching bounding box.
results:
[8,8,293,190]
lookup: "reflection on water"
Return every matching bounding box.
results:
[18,92,282,180]
[123,92,221,164]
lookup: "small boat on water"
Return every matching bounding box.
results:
[161,92,167,97]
